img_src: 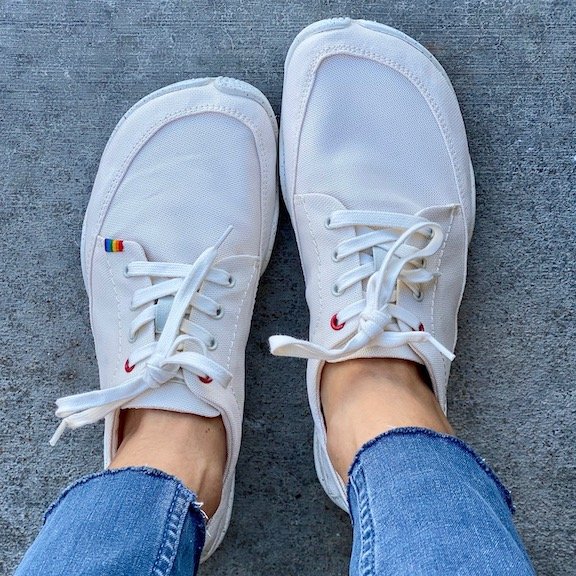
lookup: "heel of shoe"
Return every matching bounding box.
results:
[313,430,349,512]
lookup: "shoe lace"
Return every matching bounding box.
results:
[269,211,455,361]
[50,227,235,446]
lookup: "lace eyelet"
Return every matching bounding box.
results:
[413,290,423,302]
[208,337,217,351]
[332,285,341,296]
[330,314,345,331]
[331,250,340,263]
[227,275,236,288]
[123,265,130,278]
[124,359,135,373]
[127,332,136,343]
[198,374,213,384]
[214,307,224,319]
[324,217,332,229]
[418,323,425,332]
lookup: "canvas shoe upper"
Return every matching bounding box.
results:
[51,77,278,561]
[270,19,475,511]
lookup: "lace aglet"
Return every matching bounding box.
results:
[49,421,68,446]
[215,226,233,249]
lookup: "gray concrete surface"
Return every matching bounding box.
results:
[1,1,575,574]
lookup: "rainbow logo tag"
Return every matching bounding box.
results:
[104,239,124,253]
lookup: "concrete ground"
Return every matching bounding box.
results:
[1,1,574,574]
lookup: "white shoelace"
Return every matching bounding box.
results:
[50,228,234,446]
[269,211,455,362]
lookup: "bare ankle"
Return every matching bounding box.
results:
[110,409,226,517]
[321,358,453,481]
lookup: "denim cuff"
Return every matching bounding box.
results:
[44,466,205,523]
[348,426,514,512]
[13,466,206,576]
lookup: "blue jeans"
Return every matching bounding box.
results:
[15,428,535,575]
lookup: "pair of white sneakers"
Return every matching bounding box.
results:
[50,18,475,561]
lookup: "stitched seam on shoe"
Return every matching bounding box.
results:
[431,207,456,384]
[292,46,465,222]
[300,196,323,337]
[89,106,266,289]
[291,50,328,201]
[95,105,262,231]
[104,250,122,382]
[252,118,272,276]
[430,207,456,336]
[225,259,258,374]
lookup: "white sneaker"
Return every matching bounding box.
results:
[51,77,278,561]
[270,18,475,511]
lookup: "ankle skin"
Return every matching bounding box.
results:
[109,409,226,517]
[321,358,454,482]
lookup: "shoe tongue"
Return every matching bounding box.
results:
[154,295,174,334]
[372,244,386,270]
[357,225,388,291]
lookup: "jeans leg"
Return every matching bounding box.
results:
[347,427,536,576]
[15,467,205,576]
